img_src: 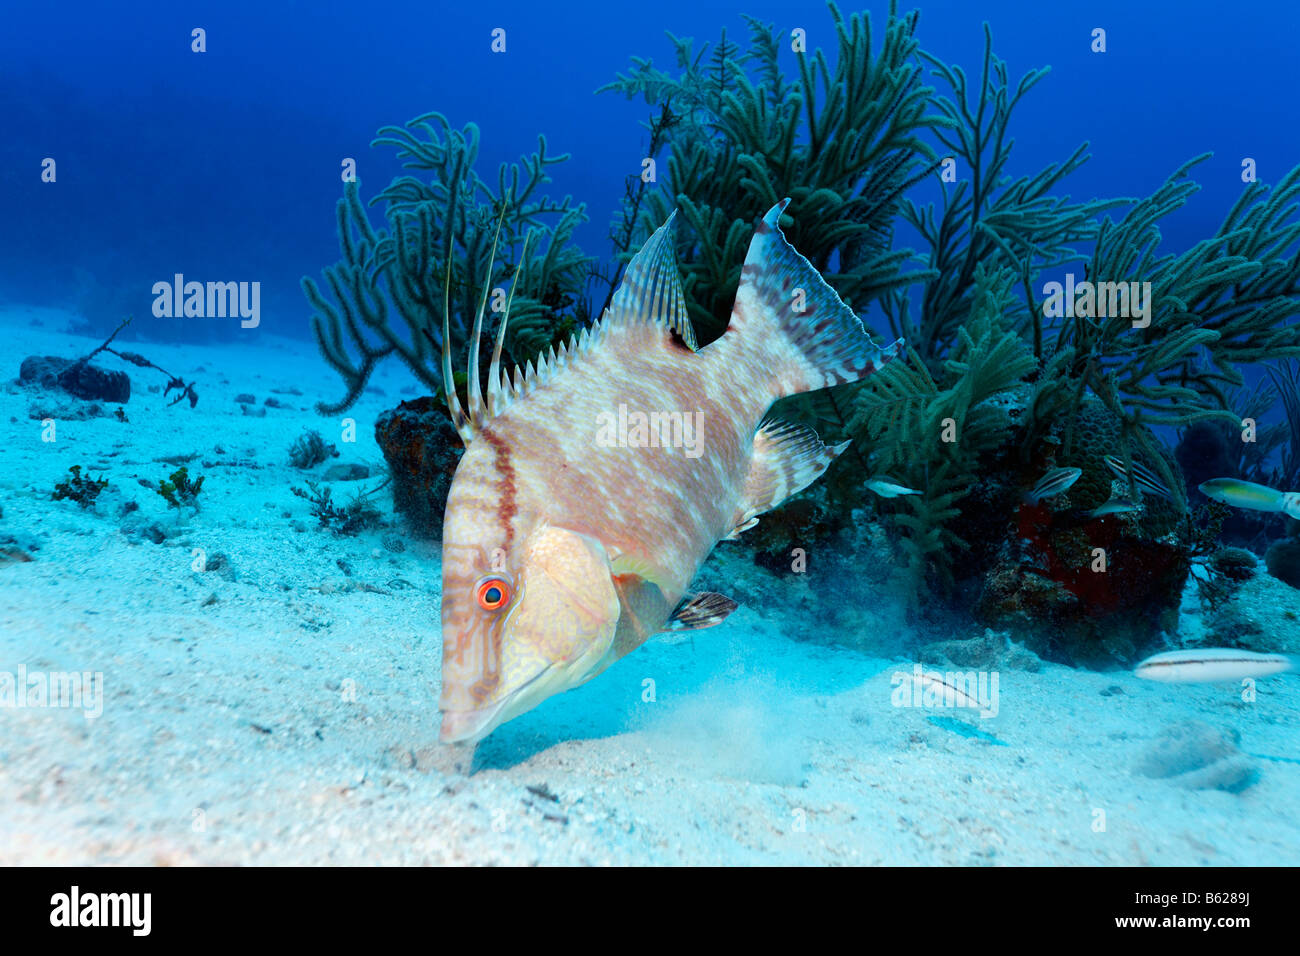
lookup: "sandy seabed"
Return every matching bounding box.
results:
[0,306,1297,866]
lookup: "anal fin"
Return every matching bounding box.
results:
[726,417,848,539]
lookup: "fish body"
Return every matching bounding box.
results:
[437,200,901,743]
[865,477,920,498]
[1085,497,1140,519]
[1026,466,1081,504]
[1134,648,1297,684]
[1103,454,1174,502]
[909,670,986,711]
[1199,477,1300,519]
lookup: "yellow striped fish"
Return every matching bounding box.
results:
[437,200,901,743]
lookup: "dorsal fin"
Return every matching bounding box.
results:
[487,230,532,420]
[473,210,695,424]
[602,211,698,351]
[441,207,507,446]
[464,211,506,431]
[441,239,474,445]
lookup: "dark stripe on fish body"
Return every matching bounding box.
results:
[480,429,518,551]
[1144,655,1267,669]
[1104,455,1173,501]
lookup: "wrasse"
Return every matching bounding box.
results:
[1134,648,1297,684]
[865,477,920,499]
[1103,454,1174,502]
[1025,466,1081,504]
[437,200,902,743]
[1198,477,1300,519]
[1085,497,1140,519]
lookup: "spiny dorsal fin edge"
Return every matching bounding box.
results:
[478,210,695,423]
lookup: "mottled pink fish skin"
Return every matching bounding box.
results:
[489,323,763,595]
[438,200,900,734]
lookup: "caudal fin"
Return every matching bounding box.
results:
[727,199,902,397]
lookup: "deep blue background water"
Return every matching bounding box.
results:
[2,0,1295,343]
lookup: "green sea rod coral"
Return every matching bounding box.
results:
[599,1,943,341]
[883,23,1127,364]
[851,263,1036,596]
[856,13,1300,599]
[1009,158,1300,525]
[305,113,594,414]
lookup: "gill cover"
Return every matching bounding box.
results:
[512,526,620,669]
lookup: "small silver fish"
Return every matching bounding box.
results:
[1086,497,1140,518]
[1199,477,1300,519]
[1135,648,1297,683]
[1026,466,1082,504]
[865,477,921,498]
[1103,454,1174,502]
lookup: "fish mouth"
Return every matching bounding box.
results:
[438,703,506,745]
[438,666,553,745]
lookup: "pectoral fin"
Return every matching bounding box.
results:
[665,591,739,631]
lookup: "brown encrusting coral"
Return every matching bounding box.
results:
[374,396,463,538]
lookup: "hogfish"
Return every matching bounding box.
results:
[437,199,901,744]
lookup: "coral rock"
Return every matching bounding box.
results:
[1207,571,1300,654]
[974,398,1190,666]
[1265,537,1300,589]
[1209,547,1258,582]
[20,355,130,403]
[322,463,369,482]
[374,397,462,538]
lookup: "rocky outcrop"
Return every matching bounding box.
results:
[20,355,130,403]
[374,397,462,538]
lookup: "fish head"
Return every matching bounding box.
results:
[438,451,620,744]
[1197,478,1231,502]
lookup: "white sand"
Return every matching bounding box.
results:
[1,306,1297,865]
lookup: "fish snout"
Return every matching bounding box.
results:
[438,705,499,745]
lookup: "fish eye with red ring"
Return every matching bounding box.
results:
[474,575,512,612]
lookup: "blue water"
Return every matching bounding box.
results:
[3,0,1296,339]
